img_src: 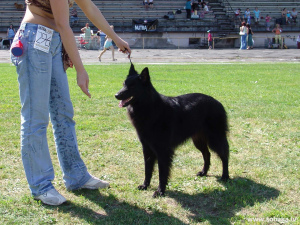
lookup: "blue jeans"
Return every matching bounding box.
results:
[11,23,91,196]
[240,34,247,49]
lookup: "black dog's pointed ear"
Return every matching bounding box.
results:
[139,67,150,83]
[128,63,137,77]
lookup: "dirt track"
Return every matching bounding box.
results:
[1,48,299,64]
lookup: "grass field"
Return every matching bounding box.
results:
[0,62,299,224]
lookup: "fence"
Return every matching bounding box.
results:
[75,35,300,50]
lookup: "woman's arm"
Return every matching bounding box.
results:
[74,0,130,53]
[50,0,91,97]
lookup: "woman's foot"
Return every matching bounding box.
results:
[34,189,66,206]
[81,176,110,189]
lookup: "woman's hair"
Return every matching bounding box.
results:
[241,22,246,26]
[246,23,251,28]
[86,23,89,27]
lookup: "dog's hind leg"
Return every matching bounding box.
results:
[192,134,211,177]
[153,149,174,198]
[138,144,156,191]
[208,135,230,181]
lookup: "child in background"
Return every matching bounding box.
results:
[207,30,213,49]
[265,14,271,31]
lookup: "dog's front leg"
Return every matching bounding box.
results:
[153,150,173,198]
[138,145,156,191]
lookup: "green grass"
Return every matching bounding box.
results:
[0,62,299,224]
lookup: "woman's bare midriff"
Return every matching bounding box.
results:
[22,5,58,31]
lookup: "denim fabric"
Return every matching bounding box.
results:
[240,34,247,49]
[11,23,91,196]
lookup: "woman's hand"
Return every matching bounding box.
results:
[114,37,131,56]
[77,69,91,98]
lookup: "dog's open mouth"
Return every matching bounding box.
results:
[119,96,133,107]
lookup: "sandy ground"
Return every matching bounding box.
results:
[1,48,299,64]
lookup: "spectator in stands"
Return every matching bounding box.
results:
[272,24,282,47]
[185,0,192,19]
[244,8,251,24]
[7,24,16,46]
[239,21,247,50]
[10,0,131,206]
[148,0,154,9]
[246,23,254,50]
[192,0,199,13]
[203,2,209,13]
[281,8,287,24]
[70,6,79,27]
[291,8,297,23]
[207,30,212,49]
[235,8,241,20]
[265,14,272,31]
[98,25,117,62]
[81,23,91,49]
[143,0,149,10]
[286,11,292,24]
[253,7,260,25]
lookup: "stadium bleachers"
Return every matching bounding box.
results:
[0,0,299,35]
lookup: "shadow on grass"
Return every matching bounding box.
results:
[55,190,188,224]
[45,177,279,224]
[168,177,280,224]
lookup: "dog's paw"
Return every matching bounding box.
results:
[220,175,230,182]
[197,170,207,177]
[152,190,164,198]
[138,184,148,190]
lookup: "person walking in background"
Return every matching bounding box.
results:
[185,0,192,19]
[239,21,247,50]
[10,0,131,206]
[81,23,91,49]
[98,25,117,61]
[246,23,254,49]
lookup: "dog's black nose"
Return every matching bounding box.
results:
[115,93,119,99]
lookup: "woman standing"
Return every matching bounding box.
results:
[246,23,254,49]
[7,24,16,46]
[10,0,131,206]
[81,23,91,49]
[239,21,247,50]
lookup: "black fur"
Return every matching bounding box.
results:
[115,64,229,197]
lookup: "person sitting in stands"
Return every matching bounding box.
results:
[148,0,154,9]
[291,8,298,23]
[253,7,260,25]
[70,6,79,26]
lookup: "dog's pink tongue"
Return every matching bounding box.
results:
[118,100,124,108]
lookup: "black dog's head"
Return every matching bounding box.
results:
[115,63,151,107]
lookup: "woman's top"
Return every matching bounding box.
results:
[8,28,15,38]
[25,0,74,14]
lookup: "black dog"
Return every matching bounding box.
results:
[115,64,229,197]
